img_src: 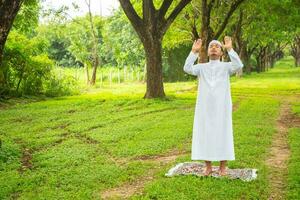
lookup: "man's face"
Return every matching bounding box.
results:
[208,43,223,60]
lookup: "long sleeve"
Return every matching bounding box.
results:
[227,49,244,75]
[183,51,202,76]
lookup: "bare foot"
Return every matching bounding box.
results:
[203,167,213,176]
[218,169,227,176]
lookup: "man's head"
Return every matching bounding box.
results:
[208,40,223,60]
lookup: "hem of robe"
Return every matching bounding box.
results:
[191,156,235,161]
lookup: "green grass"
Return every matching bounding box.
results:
[287,128,300,200]
[286,101,300,199]
[0,56,300,199]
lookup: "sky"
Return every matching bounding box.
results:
[41,0,120,18]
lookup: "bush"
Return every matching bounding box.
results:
[44,70,80,97]
[2,31,78,97]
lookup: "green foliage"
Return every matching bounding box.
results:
[102,9,145,67]
[3,0,299,98]
[44,69,80,97]
[3,31,53,95]
[163,44,192,82]
[13,0,40,35]
[36,24,81,67]
[64,15,104,68]
[3,31,78,97]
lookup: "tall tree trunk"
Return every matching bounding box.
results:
[255,55,261,73]
[143,39,165,98]
[90,56,98,85]
[240,45,251,74]
[234,9,252,74]
[119,0,191,98]
[85,0,100,85]
[256,46,268,72]
[295,57,300,67]
[255,47,263,73]
[291,35,300,67]
[199,0,212,63]
[0,0,23,94]
[261,47,267,72]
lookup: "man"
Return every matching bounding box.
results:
[183,36,244,176]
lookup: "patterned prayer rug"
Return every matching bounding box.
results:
[165,162,258,182]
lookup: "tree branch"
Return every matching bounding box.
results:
[158,0,172,19]
[143,0,155,25]
[119,0,144,35]
[249,44,259,55]
[163,0,191,34]
[214,0,245,39]
[207,0,216,14]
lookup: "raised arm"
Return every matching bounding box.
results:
[222,36,244,75]
[183,51,201,76]
[183,39,202,76]
[227,49,244,75]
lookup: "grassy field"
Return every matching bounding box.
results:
[0,57,299,199]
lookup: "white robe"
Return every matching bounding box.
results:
[183,49,244,161]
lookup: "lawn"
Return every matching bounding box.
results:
[0,57,299,199]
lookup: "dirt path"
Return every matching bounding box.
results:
[100,149,189,199]
[266,100,300,199]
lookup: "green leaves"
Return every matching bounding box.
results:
[13,0,40,35]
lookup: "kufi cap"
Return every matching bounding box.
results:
[208,40,222,48]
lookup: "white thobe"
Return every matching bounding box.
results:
[183,49,244,161]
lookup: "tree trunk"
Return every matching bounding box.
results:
[295,57,300,67]
[255,49,262,73]
[240,45,251,74]
[199,0,212,63]
[86,0,100,86]
[0,0,23,94]
[199,29,213,63]
[291,35,300,67]
[197,0,245,63]
[255,55,261,73]
[119,0,191,98]
[89,54,99,85]
[291,36,300,67]
[262,46,269,72]
[143,39,165,98]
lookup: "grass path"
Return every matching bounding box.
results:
[0,57,300,199]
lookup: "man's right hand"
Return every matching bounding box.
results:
[192,38,202,53]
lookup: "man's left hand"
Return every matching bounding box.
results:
[222,36,233,51]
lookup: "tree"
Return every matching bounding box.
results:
[102,9,145,68]
[119,0,191,98]
[188,0,245,63]
[0,0,24,94]
[291,35,300,67]
[41,1,102,86]
[248,0,298,72]
[85,0,100,85]
[64,15,103,85]
[3,31,53,95]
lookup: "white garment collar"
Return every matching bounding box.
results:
[209,59,221,64]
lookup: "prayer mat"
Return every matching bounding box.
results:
[165,162,258,182]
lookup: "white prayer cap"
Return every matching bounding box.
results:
[208,40,222,48]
